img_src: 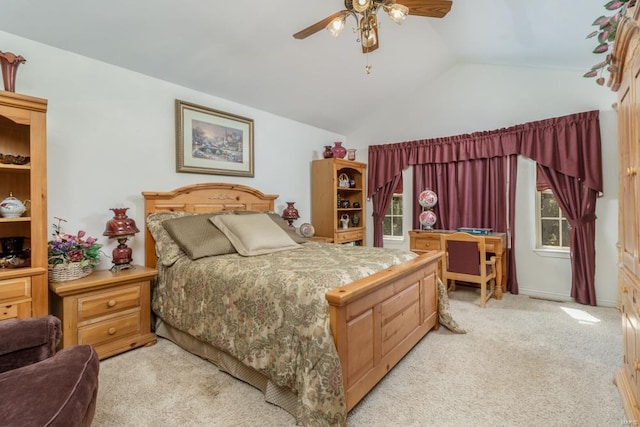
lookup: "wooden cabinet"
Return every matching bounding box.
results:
[0,91,48,319]
[612,6,640,422]
[49,266,157,359]
[311,158,366,246]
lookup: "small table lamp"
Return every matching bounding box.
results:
[103,207,140,271]
[282,202,299,229]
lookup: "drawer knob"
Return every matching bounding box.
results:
[108,327,117,335]
[107,300,117,308]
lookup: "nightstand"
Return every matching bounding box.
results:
[49,265,157,360]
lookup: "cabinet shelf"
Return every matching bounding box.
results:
[0,164,30,172]
[0,216,31,223]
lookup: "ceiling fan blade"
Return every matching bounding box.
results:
[293,11,349,39]
[400,0,452,18]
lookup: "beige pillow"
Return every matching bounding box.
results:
[163,213,236,260]
[233,210,307,244]
[146,212,192,266]
[266,212,308,244]
[210,213,301,256]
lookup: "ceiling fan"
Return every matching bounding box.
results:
[293,0,453,54]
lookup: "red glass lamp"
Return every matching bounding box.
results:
[282,202,299,228]
[103,207,140,271]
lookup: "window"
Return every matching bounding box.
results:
[537,190,569,250]
[383,194,403,239]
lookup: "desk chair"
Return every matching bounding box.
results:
[441,232,497,308]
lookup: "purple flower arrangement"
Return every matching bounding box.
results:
[47,217,102,267]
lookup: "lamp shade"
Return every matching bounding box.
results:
[282,202,299,221]
[103,207,140,237]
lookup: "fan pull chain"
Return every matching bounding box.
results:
[365,54,372,74]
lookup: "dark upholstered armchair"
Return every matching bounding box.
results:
[0,315,100,426]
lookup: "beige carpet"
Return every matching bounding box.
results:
[94,288,626,426]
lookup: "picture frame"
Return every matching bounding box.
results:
[175,99,254,177]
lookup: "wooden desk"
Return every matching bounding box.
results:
[409,230,508,296]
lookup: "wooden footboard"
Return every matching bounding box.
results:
[325,250,442,412]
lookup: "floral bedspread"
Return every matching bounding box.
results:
[152,241,416,426]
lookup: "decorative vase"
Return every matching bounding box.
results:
[331,141,347,159]
[340,214,350,229]
[0,51,26,93]
[323,145,334,159]
[347,148,357,161]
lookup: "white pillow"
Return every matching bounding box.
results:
[210,213,301,256]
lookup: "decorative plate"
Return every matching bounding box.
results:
[298,222,315,238]
[419,210,438,229]
[418,189,438,208]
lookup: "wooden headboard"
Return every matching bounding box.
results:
[141,182,278,268]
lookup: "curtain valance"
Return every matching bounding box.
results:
[368,110,602,198]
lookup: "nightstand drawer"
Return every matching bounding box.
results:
[413,236,441,251]
[77,284,141,321]
[0,277,31,302]
[78,312,141,347]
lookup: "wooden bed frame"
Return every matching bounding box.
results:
[142,182,442,413]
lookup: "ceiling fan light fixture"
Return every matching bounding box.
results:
[384,3,409,25]
[327,15,347,37]
[352,0,372,13]
[360,15,379,52]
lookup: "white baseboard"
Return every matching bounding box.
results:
[517,287,618,308]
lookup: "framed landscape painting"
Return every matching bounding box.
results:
[176,100,254,177]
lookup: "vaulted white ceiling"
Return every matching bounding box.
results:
[0,0,608,134]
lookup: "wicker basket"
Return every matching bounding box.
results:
[48,262,94,282]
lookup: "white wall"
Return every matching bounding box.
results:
[347,64,619,307]
[0,31,344,271]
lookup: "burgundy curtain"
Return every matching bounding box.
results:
[371,174,402,247]
[368,110,602,304]
[536,164,599,305]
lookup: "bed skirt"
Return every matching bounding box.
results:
[154,318,299,418]
[154,277,463,422]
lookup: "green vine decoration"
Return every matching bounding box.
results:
[584,0,633,85]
